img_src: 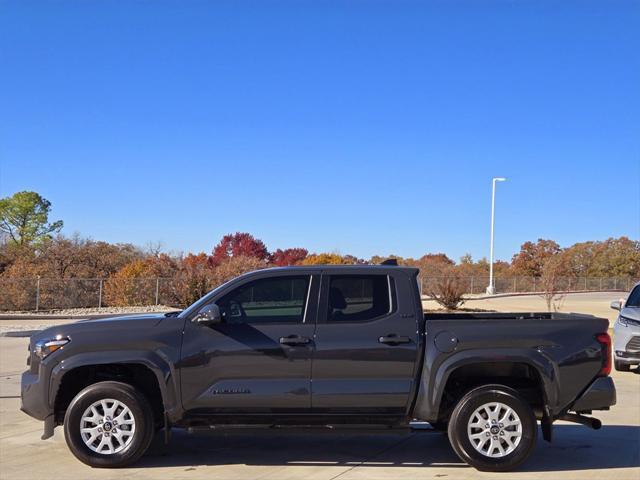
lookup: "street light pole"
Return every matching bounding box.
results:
[486,177,506,295]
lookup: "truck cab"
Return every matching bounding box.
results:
[179,265,421,420]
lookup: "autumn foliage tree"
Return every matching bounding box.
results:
[511,239,562,277]
[301,253,353,265]
[1,194,639,311]
[270,248,308,266]
[175,253,213,306]
[413,253,455,276]
[211,255,266,286]
[210,232,269,266]
[105,254,179,306]
[562,237,640,278]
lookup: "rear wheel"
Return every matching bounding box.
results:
[447,385,537,472]
[615,360,631,372]
[63,381,154,467]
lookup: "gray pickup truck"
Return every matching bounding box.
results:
[21,264,616,471]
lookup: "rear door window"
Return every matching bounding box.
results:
[327,275,392,322]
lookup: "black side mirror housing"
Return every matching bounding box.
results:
[194,303,222,326]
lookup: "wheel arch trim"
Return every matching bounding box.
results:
[50,350,182,422]
[414,348,558,421]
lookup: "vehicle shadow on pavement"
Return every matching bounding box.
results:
[521,424,640,472]
[136,424,640,472]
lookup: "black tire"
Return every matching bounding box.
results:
[447,384,537,472]
[63,381,155,468]
[615,360,631,372]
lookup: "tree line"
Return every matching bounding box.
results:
[1,191,638,308]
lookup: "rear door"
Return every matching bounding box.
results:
[311,270,420,415]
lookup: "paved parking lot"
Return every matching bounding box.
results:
[1,329,639,480]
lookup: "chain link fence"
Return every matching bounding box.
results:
[0,276,638,311]
[418,276,639,297]
[0,277,180,311]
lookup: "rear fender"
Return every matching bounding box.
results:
[412,348,557,421]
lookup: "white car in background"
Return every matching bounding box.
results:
[611,282,640,371]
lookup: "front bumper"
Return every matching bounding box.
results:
[20,370,52,421]
[615,350,640,364]
[571,376,616,413]
[613,320,640,363]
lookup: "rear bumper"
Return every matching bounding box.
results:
[571,376,616,413]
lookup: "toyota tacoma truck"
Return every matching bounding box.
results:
[21,264,616,471]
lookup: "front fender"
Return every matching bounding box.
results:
[412,347,558,421]
[50,349,182,422]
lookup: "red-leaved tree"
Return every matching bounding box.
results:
[210,232,269,266]
[269,248,308,266]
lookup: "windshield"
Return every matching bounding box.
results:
[626,285,640,308]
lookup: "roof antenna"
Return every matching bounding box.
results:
[380,259,398,266]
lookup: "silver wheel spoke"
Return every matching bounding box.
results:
[504,435,515,449]
[467,401,523,458]
[477,436,490,450]
[483,406,494,421]
[114,411,134,425]
[80,398,135,455]
[505,418,521,427]
[96,436,110,453]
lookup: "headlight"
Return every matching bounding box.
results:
[34,335,70,359]
[619,316,640,327]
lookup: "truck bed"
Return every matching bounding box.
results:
[414,311,610,422]
[424,311,598,321]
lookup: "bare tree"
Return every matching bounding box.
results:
[145,241,164,257]
[428,274,466,310]
[539,256,569,312]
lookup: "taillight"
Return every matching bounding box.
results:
[596,333,612,376]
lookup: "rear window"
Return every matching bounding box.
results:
[327,275,392,322]
[626,286,640,308]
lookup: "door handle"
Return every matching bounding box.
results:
[378,334,411,345]
[279,335,311,346]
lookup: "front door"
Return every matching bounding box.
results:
[180,272,318,414]
[311,271,419,415]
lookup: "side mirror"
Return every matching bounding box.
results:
[194,303,222,326]
[610,300,622,311]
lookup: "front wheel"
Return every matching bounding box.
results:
[63,381,155,467]
[447,385,537,472]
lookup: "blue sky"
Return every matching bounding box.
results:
[1,0,639,262]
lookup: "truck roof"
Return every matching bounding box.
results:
[255,264,419,275]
